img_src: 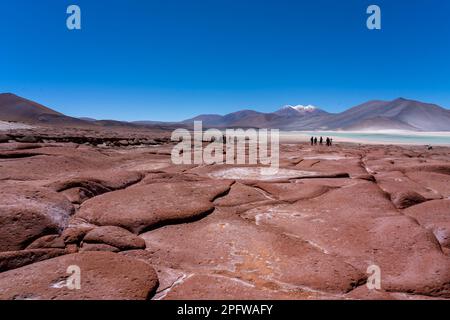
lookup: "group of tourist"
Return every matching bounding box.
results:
[310,136,333,146]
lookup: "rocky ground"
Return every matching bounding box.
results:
[1,127,450,300]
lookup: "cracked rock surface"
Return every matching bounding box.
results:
[1,134,450,300]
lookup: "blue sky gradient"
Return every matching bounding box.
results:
[1,0,449,121]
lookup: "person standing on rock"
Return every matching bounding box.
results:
[310,136,314,146]
[314,137,318,145]
[326,137,330,146]
[319,136,323,145]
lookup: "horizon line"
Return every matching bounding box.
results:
[1,92,449,123]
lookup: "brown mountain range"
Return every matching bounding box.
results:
[1,93,449,131]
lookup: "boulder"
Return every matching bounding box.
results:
[0,249,66,272]
[48,170,143,204]
[26,235,66,249]
[391,191,427,209]
[0,252,159,300]
[241,181,450,298]
[62,226,94,244]
[0,184,74,251]
[61,187,94,204]
[0,145,114,181]
[376,171,442,203]
[141,209,366,295]
[80,243,120,253]
[213,182,268,207]
[406,171,450,198]
[49,170,143,192]
[83,226,146,250]
[76,180,232,234]
[404,200,450,248]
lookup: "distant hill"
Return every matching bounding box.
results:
[0,93,190,131]
[183,106,331,129]
[79,117,97,122]
[183,110,280,128]
[342,116,419,131]
[322,98,450,131]
[0,93,89,126]
[2,93,449,131]
[184,98,450,131]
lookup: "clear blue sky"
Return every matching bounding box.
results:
[1,0,449,121]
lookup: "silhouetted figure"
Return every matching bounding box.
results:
[319,136,323,145]
[326,137,330,146]
[314,137,318,145]
[310,136,314,146]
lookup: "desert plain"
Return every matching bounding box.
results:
[1,124,450,300]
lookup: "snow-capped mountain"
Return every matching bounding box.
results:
[184,104,331,128]
[274,104,326,117]
[183,98,450,131]
[283,104,318,112]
